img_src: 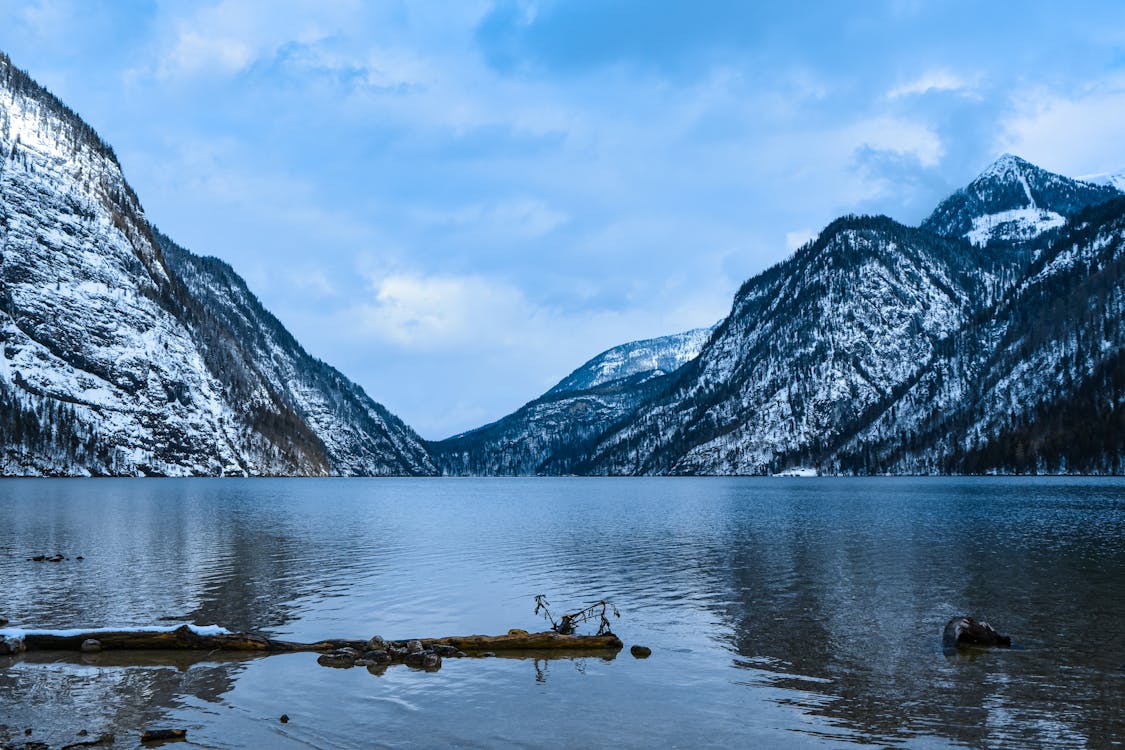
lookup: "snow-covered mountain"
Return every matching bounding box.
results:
[0,52,434,476]
[546,326,714,396]
[1081,168,1125,193]
[430,327,714,475]
[544,157,1123,475]
[834,195,1125,474]
[922,154,1117,247]
[551,216,990,475]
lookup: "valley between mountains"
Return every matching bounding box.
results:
[2,51,1122,476]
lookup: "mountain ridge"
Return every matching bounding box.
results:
[0,50,435,476]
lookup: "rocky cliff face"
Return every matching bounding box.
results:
[0,52,434,476]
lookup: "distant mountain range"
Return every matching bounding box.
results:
[1,49,1121,476]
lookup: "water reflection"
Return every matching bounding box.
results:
[0,478,1122,748]
[708,478,1125,748]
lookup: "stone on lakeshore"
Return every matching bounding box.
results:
[942,616,1011,649]
[316,652,357,668]
[80,639,102,653]
[140,728,187,743]
[630,645,652,659]
[405,650,442,671]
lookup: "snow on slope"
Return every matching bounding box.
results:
[1,55,249,475]
[159,234,435,476]
[431,326,715,475]
[564,216,988,475]
[923,154,1119,247]
[0,52,434,476]
[545,326,715,396]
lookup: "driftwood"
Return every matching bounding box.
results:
[6,625,623,655]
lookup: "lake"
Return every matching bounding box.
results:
[1,478,1123,748]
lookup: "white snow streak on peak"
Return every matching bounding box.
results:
[966,208,1064,247]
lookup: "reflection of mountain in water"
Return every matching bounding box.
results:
[0,653,250,745]
[0,480,403,741]
[709,481,1125,747]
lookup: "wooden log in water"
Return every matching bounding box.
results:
[421,632,623,652]
[8,625,622,654]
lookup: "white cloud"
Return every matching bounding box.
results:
[151,0,359,80]
[785,228,817,250]
[849,116,944,167]
[999,81,1125,175]
[352,271,538,352]
[887,69,975,99]
[413,198,568,239]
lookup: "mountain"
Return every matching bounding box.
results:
[833,196,1125,474]
[0,51,434,476]
[1081,168,1125,193]
[550,215,990,475]
[429,327,714,475]
[549,157,1123,475]
[158,234,436,476]
[921,154,1117,247]
[545,327,714,396]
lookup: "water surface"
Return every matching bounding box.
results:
[1,478,1123,748]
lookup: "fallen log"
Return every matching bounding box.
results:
[1,624,622,656]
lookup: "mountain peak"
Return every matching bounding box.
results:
[922,155,1121,246]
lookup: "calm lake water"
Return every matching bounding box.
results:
[1,478,1123,749]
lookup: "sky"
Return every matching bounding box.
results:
[2,1,1125,439]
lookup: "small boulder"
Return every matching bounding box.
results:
[316,651,357,669]
[630,645,652,659]
[404,650,442,671]
[942,616,1011,649]
[80,639,102,653]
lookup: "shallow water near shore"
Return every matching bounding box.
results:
[1,477,1123,748]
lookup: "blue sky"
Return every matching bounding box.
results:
[3,1,1125,438]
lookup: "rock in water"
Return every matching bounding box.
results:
[316,651,357,669]
[140,729,186,742]
[942,616,1011,649]
[630,645,652,658]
